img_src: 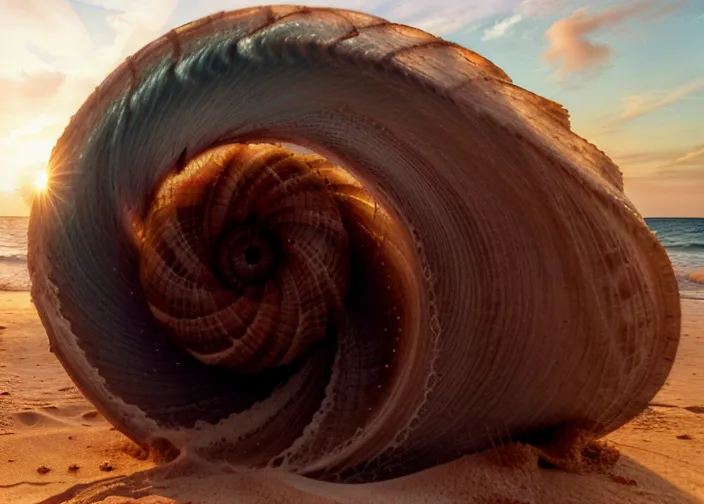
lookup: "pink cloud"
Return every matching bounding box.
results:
[543,1,682,80]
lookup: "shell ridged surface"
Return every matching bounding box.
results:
[27,5,680,483]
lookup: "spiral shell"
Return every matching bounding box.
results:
[139,144,350,372]
[28,5,680,483]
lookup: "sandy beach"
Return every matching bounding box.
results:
[1,291,702,504]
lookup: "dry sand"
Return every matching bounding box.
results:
[1,291,702,504]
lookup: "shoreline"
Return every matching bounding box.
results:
[1,292,702,503]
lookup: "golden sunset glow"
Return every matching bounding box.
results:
[33,171,49,193]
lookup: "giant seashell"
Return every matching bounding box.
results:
[27,5,680,484]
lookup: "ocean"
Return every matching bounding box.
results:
[0,217,33,292]
[1,216,703,299]
[646,218,704,300]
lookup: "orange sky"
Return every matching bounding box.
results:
[1,0,703,217]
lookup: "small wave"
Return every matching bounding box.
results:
[681,292,704,301]
[0,279,31,292]
[663,242,704,252]
[0,254,27,264]
[0,255,31,291]
[689,268,704,285]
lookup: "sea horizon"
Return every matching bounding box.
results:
[2,215,703,298]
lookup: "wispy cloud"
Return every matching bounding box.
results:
[674,145,704,165]
[618,78,704,121]
[612,149,682,168]
[543,1,682,81]
[479,0,570,42]
[482,14,523,40]
[612,143,704,172]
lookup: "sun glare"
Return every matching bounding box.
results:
[33,171,49,193]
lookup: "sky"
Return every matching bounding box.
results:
[0,0,702,217]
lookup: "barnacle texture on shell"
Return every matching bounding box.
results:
[28,5,680,483]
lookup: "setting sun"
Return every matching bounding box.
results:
[33,171,49,193]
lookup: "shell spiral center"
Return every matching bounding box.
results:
[137,143,351,373]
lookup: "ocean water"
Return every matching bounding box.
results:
[645,218,704,300]
[0,217,32,292]
[1,216,703,298]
